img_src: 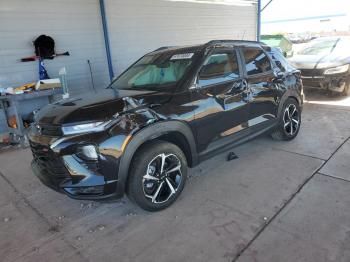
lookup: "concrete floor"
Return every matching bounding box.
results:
[1,92,350,262]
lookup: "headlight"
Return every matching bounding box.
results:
[62,121,111,135]
[324,64,349,75]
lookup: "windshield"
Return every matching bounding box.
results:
[110,51,198,90]
[298,38,349,55]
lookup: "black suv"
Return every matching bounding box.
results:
[29,40,303,211]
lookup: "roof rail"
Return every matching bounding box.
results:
[205,40,263,46]
[153,46,176,52]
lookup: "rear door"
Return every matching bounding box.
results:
[239,46,279,129]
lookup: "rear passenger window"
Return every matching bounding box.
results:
[198,51,239,86]
[242,48,272,76]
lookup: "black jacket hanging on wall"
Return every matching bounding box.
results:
[34,35,55,59]
[21,35,69,62]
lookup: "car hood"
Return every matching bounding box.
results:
[35,88,172,125]
[288,53,350,69]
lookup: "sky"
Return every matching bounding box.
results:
[261,0,349,21]
[261,0,350,33]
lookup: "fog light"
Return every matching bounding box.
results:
[78,145,98,160]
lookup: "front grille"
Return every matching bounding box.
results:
[29,141,69,178]
[300,69,326,87]
[302,78,322,87]
[300,69,325,77]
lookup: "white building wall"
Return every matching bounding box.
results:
[0,0,257,95]
[105,0,258,75]
[0,0,110,95]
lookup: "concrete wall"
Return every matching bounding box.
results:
[0,0,110,95]
[106,0,258,75]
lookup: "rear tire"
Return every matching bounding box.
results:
[271,98,301,141]
[127,140,187,211]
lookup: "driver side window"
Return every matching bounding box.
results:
[198,51,239,87]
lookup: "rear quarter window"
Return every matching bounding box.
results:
[242,48,272,76]
[268,49,294,72]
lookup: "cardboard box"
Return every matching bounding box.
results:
[35,78,62,90]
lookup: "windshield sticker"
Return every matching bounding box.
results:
[170,53,194,60]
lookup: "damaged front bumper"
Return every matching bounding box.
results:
[301,70,349,93]
[31,155,119,200]
[28,132,123,201]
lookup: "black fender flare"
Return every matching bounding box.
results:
[115,120,198,196]
[277,89,303,119]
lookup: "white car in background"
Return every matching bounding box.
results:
[289,36,350,96]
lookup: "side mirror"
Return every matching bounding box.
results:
[274,72,284,83]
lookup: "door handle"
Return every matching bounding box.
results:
[241,79,252,102]
[241,79,249,93]
[241,79,250,95]
[227,79,248,95]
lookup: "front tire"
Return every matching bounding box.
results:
[271,98,301,141]
[127,140,187,211]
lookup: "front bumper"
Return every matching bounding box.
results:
[31,159,120,200]
[301,70,349,93]
[29,137,123,201]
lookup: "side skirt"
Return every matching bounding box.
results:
[198,122,277,163]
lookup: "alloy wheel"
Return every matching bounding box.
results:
[142,153,182,204]
[283,104,299,136]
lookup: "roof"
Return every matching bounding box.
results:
[149,40,266,55]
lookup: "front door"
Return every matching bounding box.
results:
[191,48,250,153]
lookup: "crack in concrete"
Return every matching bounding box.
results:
[0,170,52,228]
[231,135,350,262]
[318,172,350,184]
[272,147,328,161]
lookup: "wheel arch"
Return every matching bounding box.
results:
[116,120,198,195]
[277,90,303,119]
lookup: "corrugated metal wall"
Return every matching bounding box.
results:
[0,0,110,95]
[106,0,258,75]
[0,0,257,95]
